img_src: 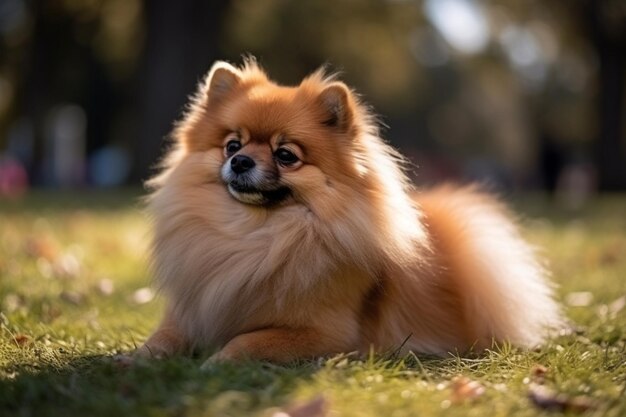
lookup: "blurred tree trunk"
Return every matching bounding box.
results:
[585,0,626,190]
[20,1,50,183]
[133,0,230,182]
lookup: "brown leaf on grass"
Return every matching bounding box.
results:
[530,364,548,384]
[24,237,58,261]
[13,334,31,347]
[450,376,485,403]
[272,396,329,417]
[528,384,596,413]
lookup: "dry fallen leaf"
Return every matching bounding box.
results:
[450,376,485,403]
[528,384,596,413]
[13,334,31,347]
[24,237,58,261]
[530,364,548,384]
[272,396,328,417]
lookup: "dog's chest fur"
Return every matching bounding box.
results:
[149,183,372,348]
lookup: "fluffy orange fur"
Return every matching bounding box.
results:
[138,59,563,364]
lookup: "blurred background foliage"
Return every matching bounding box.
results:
[0,0,625,198]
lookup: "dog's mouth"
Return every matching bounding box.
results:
[227,182,291,206]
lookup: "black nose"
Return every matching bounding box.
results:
[230,155,256,174]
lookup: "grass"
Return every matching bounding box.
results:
[0,189,625,417]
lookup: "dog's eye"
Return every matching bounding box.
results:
[275,148,299,166]
[225,139,242,156]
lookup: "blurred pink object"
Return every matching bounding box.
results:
[0,155,29,198]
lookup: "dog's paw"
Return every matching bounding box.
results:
[134,343,169,359]
[199,349,233,371]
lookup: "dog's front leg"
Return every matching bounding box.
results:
[203,327,344,366]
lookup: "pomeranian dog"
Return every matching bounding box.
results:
[137,59,562,364]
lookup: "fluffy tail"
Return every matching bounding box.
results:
[416,185,563,349]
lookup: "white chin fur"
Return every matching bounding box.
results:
[227,184,265,205]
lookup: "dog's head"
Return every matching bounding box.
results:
[171,60,370,208]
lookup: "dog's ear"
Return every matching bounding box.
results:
[205,61,242,105]
[318,82,353,131]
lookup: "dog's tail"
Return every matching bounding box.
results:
[416,185,564,349]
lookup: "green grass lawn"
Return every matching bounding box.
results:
[1,190,624,417]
